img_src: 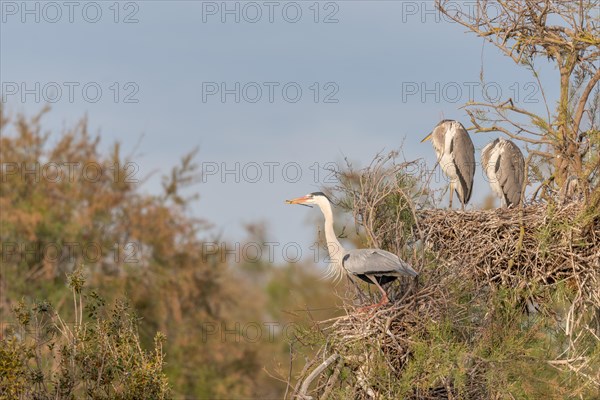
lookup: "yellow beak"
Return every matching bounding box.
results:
[285,195,310,205]
[421,132,433,143]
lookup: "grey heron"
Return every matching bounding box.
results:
[421,120,475,210]
[286,192,418,309]
[481,138,525,207]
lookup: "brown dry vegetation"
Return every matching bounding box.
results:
[2,2,599,399]
[291,155,600,399]
[0,106,340,399]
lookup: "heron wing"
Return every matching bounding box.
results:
[498,141,525,206]
[481,139,499,174]
[342,249,418,278]
[452,126,476,204]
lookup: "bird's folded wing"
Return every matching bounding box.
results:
[498,145,525,206]
[452,130,476,202]
[343,249,418,277]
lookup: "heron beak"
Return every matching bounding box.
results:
[421,132,433,143]
[285,195,310,205]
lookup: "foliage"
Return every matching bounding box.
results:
[332,151,428,256]
[0,107,339,398]
[0,267,171,400]
[292,160,600,399]
[4,3,598,398]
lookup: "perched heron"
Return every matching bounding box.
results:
[481,138,525,207]
[286,192,418,310]
[421,120,475,209]
[558,176,582,204]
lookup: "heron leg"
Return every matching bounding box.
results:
[448,181,454,209]
[357,275,390,313]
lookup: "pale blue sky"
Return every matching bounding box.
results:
[1,1,558,264]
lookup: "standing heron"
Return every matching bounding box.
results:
[481,138,525,207]
[286,192,418,310]
[421,120,475,210]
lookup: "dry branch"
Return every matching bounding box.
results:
[293,200,600,399]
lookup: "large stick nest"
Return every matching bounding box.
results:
[292,200,600,399]
[419,202,600,298]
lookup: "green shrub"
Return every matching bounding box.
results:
[0,266,171,400]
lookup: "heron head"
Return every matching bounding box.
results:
[285,192,331,207]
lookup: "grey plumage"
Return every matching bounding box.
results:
[422,120,475,208]
[342,249,418,281]
[286,192,418,309]
[451,125,476,204]
[558,176,582,203]
[481,138,525,207]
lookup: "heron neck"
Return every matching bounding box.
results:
[319,202,345,264]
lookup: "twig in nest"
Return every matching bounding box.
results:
[319,356,344,400]
[297,354,340,399]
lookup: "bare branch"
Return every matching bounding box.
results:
[573,68,600,135]
[298,354,339,399]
